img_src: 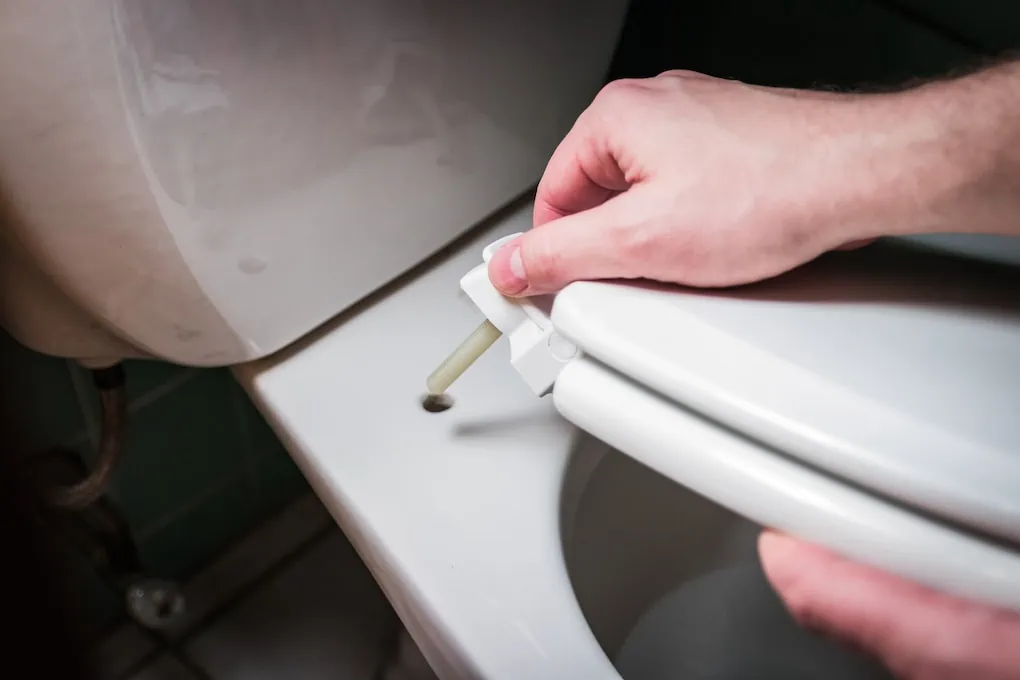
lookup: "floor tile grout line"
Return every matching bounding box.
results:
[127,368,200,414]
[166,522,336,648]
[103,496,332,678]
[135,465,247,541]
[135,438,297,541]
[118,626,216,680]
[108,645,165,680]
[167,648,216,680]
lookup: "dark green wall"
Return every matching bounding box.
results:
[612,0,1018,86]
[3,329,307,636]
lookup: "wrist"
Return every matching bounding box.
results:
[773,90,962,249]
[848,63,1020,240]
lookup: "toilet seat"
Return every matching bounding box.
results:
[237,198,1020,680]
[540,235,1020,612]
[549,251,1020,546]
[554,358,1020,613]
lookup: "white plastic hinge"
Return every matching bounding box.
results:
[459,233,581,396]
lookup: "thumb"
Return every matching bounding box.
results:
[759,531,1020,680]
[488,192,648,296]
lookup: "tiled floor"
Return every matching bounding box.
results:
[95,493,403,680]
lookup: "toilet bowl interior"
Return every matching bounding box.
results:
[561,447,760,660]
[615,563,894,680]
[563,449,893,680]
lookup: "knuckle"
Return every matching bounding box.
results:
[656,68,702,79]
[592,78,647,106]
[652,69,724,102]
[656,69,724,87]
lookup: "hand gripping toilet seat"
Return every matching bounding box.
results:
[237,203,1019,680]
[461,232,1020,614]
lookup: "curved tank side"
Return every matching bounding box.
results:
[0,0,627,365]
[0,0,249,365]
[0,237,141,363]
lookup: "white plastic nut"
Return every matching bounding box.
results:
[459,233,581,396]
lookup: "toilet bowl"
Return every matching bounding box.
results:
[235,197,1020,678]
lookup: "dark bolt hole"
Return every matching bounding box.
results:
[420,393,454,413]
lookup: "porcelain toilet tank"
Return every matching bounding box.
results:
[0,0,627,365]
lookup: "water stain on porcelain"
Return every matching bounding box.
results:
[238,256,268,275]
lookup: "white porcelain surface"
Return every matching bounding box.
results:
[562,448,763,660]
[0,0,625,364]
[235,202,620,679]
[551,244,1020,544]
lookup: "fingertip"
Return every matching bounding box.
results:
[758,531,819,601]
[759,531,852,575]
[757,532,867,638]
[758,529,799,565]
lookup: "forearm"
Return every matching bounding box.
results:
[864,60,1020,239]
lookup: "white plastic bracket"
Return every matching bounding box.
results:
[459,233,581,396]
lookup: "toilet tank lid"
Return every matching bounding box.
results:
[549,239,1020,546]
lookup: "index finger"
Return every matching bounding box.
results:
[533,114,630,227]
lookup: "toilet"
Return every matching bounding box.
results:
[2,3,1019,680]
[229,203,1020,679]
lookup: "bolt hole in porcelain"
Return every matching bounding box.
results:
[420,393,455,413]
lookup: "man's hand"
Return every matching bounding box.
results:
[759,532,1020,679]
[488,65,1020,297]
[488,70,936,295]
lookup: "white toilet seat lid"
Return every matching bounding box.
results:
[549,240,1020,546]
[552,356,1020,614]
